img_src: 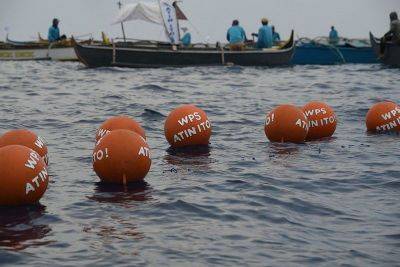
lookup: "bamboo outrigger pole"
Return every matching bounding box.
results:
[117,1,127,42]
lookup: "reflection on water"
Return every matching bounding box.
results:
[164,146,214,171]
[83,182,150,243]
[82,218,144,242]
[88,181,152,204]
[0,205,52,251]
[267,143,300,158]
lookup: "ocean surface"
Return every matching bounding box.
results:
[0,61,399,266]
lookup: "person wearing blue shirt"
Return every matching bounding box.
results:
[272,26,281,45]
[48,18,66,42]
[180,27,191,47]
[226,20,247,51]
[256,18,273,49]
[329,26,339,45]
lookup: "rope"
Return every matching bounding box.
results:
[74,33,94,40]
[327,44,346,63]
[313,38,346,64]
[186,19,207,43]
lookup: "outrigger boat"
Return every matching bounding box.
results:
[0,35,95,61]
[74,1,295,68]
[370,32,400,67]
[292,37,378,65]
[5,34,48,46]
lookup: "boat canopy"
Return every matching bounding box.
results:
[113,0,187,44]
[114,2,164,25]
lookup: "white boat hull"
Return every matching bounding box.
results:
[0,47,77,61]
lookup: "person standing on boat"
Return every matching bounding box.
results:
[226,20,247,51]
[256,18,273,49]
[180,27,191,47]
[272,26,281,45]
[48,18,66,42]
[329,26,339,45]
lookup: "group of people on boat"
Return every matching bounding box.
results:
[46,10,399,54]
[225,18,281,50]
[179,18,280,50]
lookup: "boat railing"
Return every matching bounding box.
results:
[104,31,294,53]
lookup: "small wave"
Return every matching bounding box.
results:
[101,94,124,100]
[132,84,178,92]
[142,108,165,120]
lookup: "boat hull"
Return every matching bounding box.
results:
[75,44,294,68]
[370,32,400,67]
[73,31,294,68]
[0,47,77,61]
[339,47,377,64]
[292,44,378,65]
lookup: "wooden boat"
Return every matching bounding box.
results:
[74,31,295,68]
[0,42,77,61]
[5,34,48,46]
[75,1,294,68]
[292,37,378,65]
[0,36,98,61]
[370,32,400,67]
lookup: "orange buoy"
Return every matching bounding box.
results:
[303,101,337,140]
[96,115,146,142]
[164,104,212,148]
[264,104,309,143]
[0,129,49,164]
[0,145,49,206]
[366,101,400,133]
[93,129,151,184]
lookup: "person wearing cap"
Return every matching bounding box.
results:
[180,27,191,47]
[48,18,66,42]
[256,18,273,49]
[226,20,247,51]
[329,26,339,45]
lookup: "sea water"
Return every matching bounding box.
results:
[0,61,399,266]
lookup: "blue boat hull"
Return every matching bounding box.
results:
[292,45,379,65]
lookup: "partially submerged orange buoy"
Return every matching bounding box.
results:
[164,104,212,148]
[264,104,309,143]
[0,129,49,164]
[0,145,49,206]
[303,101,337,140]
[366,101,400,133]
[96,115,146,142]
[93,129,151,184]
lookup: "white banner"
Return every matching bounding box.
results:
[159,0,180,44]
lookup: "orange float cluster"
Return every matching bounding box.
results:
[0,129,50,206]
[265,101,337,143]
[93,116,151,185]
[1,101,398,206]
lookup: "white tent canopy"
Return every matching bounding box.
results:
[113,2,164,25]
[113,1,181,44]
